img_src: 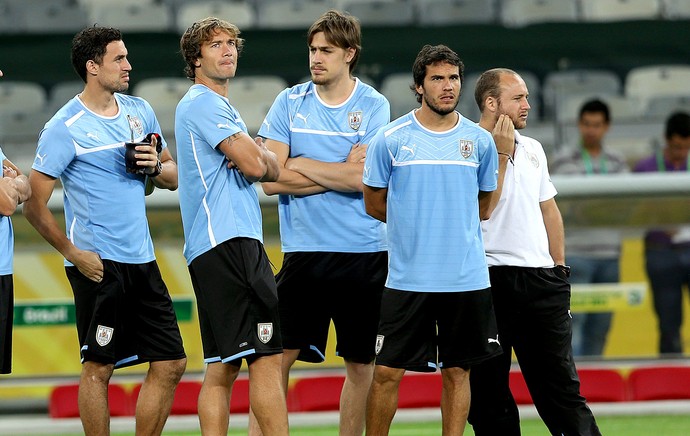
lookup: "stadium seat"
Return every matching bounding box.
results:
[228,75,288,135]
[661,0,690,19]
[230,377,251,414]
[417,0,498,26]
[457,71,481,123]
[287,375,345,412]
[340,1,415,27]
[379,72,418,119]
[257,0,338,29]
[21,0,89,34]
[624,64,690,106]
[176,1,256,33]
[132,77,191,137]
[87,3,173,32]
[542,69,622,121]
[577,368,628,402]
[0,81,47,114]
[555,94,643,125]
[48,81,84,115]
[49,383,132,418]
[132,380,201,415]
[508,370,533,404]
[643,95,690,120]
[397,373,443,408]
[580,0,662,22]
[500,0,579,28]
[628,366,690,401]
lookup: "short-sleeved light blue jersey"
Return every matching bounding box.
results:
[363,111,498,292]
[34,94,166,266]
[175,84,263,264]
[0,146,14,275]
[258,79,389,253]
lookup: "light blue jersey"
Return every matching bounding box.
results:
[34,94,165,265]
[363,111,498,292]
[0,146,14,275]
[258,78,389,253]
[175,84,263,264]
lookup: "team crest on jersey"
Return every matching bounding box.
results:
[527,151,540,168]
[459,139,474,159]
[96,325,114,347]
[258,323,273,344]
[348,111,362,130]
[126,115,145,139]
[375,335,385,355]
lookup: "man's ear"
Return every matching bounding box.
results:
[85,60,98,77]
[485,96,498,113]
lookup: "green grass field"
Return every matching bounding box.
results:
[80,414,688,436]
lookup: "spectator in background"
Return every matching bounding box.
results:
[550,99,629,357]
[255,10,390,436]
[468,68,600,436]
[175,17,288,435]
[1,66,33,374]
[633,111,690,354]
[22,27,186,435]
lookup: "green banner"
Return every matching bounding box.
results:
[14,299,194,327]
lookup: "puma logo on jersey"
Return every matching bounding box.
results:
[295,113,310,124]
[488,335,500,345]
[34,152,47,166]
[401,145,415,154]
[216,122,232,129]
[86,132,100,141]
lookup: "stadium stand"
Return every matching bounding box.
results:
[417,0,498,26]
[131,77,191,138]
[555,94,643,125]
[500,0,579,27]
[228,75,289,136]
[644,95,690,120]
[628,366,690,401]
[379,72,418,119]
[256,0,338,29]
[661,0,690,19]
[132,380,201,415]
[396,373,443,409]
[175,1,256,33]
[86,3,173,33]
[577,368,628,403]
[580,0,662,22]
[625,64,690,107]
[542,69,623,121]
[49,383,132,418]
[340,0,415,27]
[287,375,345,412]
[22,0,89,34]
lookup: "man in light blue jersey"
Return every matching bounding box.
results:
[176,17,287,436]
[1,68,33,374]
[23,27,186,436]
[363,44,501,436]
[255,9,390,436]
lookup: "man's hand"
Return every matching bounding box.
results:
[493,114,515,156]
[346,143,367,163]
[71,250,104,283]
[3,165,17,178]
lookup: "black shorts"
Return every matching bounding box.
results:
[276,251,387,364]
[0,274,13,374]
[66,260,186,368]
[375,287,502,372]
[189,238,282,366]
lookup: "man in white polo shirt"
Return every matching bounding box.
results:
[467,68,600,436]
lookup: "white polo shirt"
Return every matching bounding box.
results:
[482,131,557,268]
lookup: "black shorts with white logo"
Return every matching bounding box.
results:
[375,287,502,372]
[276,251,387,364]
[0,274,14,374]
[189,238,282,366]
[67,260,186,368]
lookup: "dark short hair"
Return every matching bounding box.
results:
[411,44,464,103]
[579,99,610,123]
[307,10,362,74]
[180,17,244,81]
[71,26,122,83]
[665,111,690,138]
